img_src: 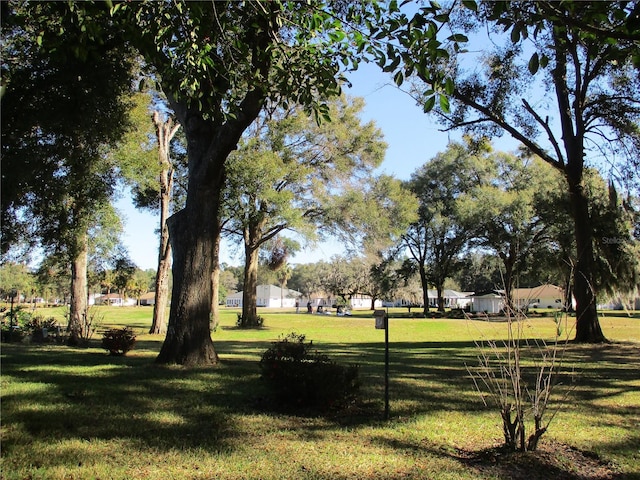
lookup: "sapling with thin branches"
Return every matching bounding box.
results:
[466,305,575,451]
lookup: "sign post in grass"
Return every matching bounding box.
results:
[374,309,389,420]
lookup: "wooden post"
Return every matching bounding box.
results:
[374,309,389,420]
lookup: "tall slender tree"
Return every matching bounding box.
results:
[377,1,640,342]
[1,3,134,343]
[149,111,181,334]
[113,91,187,334]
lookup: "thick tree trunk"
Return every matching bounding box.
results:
[68,233,88,346]
[241,242,260,327]
[155,82,266,364]
[156,121,224,365]
[156,199,219,365]
[551,25,605,343]
[568,179,606,342]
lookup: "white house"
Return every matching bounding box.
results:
[428,289,472,309]
[470,292,505,314]
[348,295,382,309]
[471,284,568,313]
[514,284,565,309]
[94,293,136,307]
[226,285,302,308]
[139,291,156,306]
[305,294,382,310]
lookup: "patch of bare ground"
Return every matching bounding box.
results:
[453,441,624,480]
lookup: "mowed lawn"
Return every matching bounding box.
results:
[1,306,639,479]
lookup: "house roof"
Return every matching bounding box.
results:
[470,284,563,300]
[513,284,563,300]
[471,292,503,298]
[426,289,470,298]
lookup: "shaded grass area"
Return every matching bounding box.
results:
[1,307,639,479]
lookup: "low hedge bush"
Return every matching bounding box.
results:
[259,332,359,411]
[101,327,136,356]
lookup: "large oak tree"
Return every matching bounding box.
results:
[105,1,386,364]
[223,96,386,326]
[376,1,640,342]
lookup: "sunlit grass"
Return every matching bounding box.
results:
[2,305,638,479]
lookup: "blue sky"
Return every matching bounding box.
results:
[117,62,499,270]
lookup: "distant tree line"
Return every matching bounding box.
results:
[0,261,156,307]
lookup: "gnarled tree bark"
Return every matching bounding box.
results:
[150,111,180,335]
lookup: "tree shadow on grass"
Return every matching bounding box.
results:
[211,337,640,419]
[2,338,638,477]
[1,343,259,455]
[372,435,628,480]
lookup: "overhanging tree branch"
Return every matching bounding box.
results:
[448,87,564,170]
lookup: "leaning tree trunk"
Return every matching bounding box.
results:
[149,218,171,334]
[150,170,173,334]
[68,232,88,346]
[150,168,173,334]
[150,231,171,334]
[150,111,179,335]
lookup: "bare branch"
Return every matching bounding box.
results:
[521,99,565,169]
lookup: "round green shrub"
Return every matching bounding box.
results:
[259,332,360,411]
[101,327,136,356]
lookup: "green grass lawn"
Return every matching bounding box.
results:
[2,306,639,479]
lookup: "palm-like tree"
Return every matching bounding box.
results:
[276,262,293,308]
